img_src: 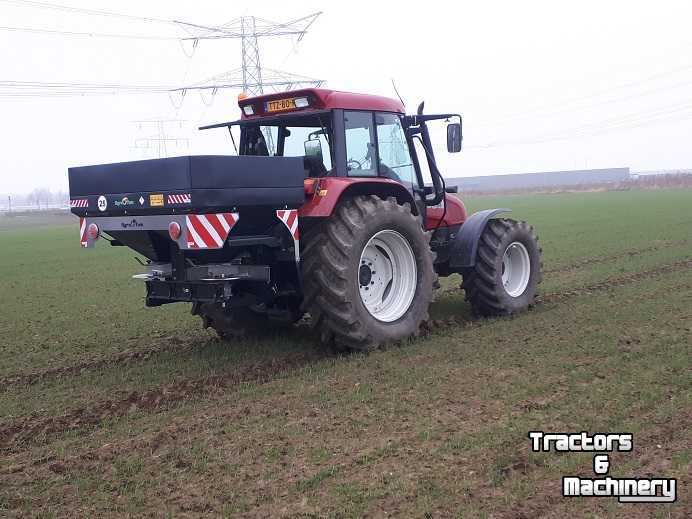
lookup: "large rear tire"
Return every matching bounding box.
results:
[461,218,542,316]
[301,195,434,351]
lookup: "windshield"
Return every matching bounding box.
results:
[240,113,333,176]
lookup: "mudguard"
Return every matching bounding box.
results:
[448,208,511,269]
[299,177,417,218]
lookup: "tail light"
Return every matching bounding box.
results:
[168,221,181,241]
[87,223,100,240]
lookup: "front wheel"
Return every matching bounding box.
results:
[461,218,542,316]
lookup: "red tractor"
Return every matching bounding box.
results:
[69,88,542,350]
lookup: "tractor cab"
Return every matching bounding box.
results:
[200,88,463,217]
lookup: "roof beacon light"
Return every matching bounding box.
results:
[242,105,254,116]
[294,97,309,108]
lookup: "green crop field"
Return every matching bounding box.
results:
[0,188,690,518]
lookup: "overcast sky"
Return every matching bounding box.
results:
[2,0,692,195]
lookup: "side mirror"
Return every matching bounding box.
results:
[447,123,462,153]
[304,139,324,164]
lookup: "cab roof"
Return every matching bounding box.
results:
[238,88,405,118]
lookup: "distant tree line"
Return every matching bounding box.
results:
[2,188,69,211]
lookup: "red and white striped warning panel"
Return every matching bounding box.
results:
[276,209,299,240]
[276,209,300,262]
[185,212,239,249]
[79,217,88,247]
[167,193,191,205]
[71,199,89,208]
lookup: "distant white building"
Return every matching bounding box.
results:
[447,168,630,192]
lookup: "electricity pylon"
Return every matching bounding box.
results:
[132,119,189,159]
[181,12,324,96]
[179,13,324,152]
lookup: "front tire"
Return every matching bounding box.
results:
[301,195,434,351]
[461,218,542,316]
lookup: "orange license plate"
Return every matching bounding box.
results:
[265,98,296,112]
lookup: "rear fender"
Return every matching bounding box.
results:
[448,208,511,269]
[299,177,417,218]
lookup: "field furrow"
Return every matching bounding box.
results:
[0,351,322,449]
[542,239,689,274]
[0,335,196,391]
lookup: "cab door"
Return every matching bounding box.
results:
[373,113,428,219]
[342,110,427,220]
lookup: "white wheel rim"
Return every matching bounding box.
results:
[501,241,531,298]
[358,230,417,322]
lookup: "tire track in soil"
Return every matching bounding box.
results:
[0,351,325,450]
[437,240,689,297]
[425,258,692,329]
[1,258,690,450]
[0,336,199,392]
[2,241,686,391]
[543,239,689,275]
[537,257,692,304]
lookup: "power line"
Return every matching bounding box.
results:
[477,60,692,128]
[0,2,322,41]
[179,67,323,92]
[0,71,324,97]
[468,100,692,149]
[0,80,176,98]
[0,0,177,25]
[180,12,322,40]
[0,7,324,100]
[0,24,181,40]
[476,77,692,130]
[0,17,322,42]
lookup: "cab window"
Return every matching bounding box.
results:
[241,117,333,177]
[375,113,416,187]
[280,126,332,171]
[344,111,377,177]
